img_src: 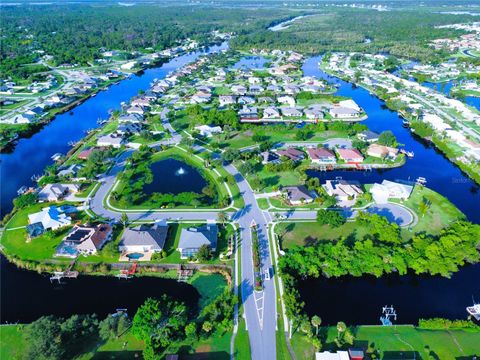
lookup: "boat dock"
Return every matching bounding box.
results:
[49,259,78,283]
[117,262,138,279]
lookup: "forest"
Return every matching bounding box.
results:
[0,4,288,80]
[232,8,474,62]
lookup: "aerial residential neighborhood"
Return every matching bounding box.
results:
[1,2,480,360]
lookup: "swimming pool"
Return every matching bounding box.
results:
[126,252,145,260]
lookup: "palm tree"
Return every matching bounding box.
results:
[418,198,430,218]
[217,211,228,227]
[311,315,322,336]
[120,213,129,227]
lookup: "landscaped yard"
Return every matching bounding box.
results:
[290,325,480,360]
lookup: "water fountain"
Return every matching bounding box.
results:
[175,167,186,176]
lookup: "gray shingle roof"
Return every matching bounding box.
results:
[119,223,168,251]
[178,224,218,251]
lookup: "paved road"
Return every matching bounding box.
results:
[88,110,279,359]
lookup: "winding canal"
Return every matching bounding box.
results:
[0,42,228,218]
[301,56,480,325]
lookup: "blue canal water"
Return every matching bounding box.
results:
[300,56,480,325]
[0,42,228,218]
[143,158,207,195]
[302,56,480,224]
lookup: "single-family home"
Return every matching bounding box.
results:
[261,151,280,165]
[219,95,236,106]
[119,222,169,253]
[238,96,256,105]
[357,130,379,143]
[28,206,72,231]
[263,106,281,119]
[281,107,303,118]
[367,144,399,159]
[336,148,364,163]
[370,180,413,204]
[267,84,282,93]
[57,164,84,178]
[126,105,145,115]
[277,95,295,107]
[282,185,315,205]
[131,98,151,108]
[323,179,364,203]
[195,124,223,137]
[329,106,360,119]
[77,148,95,160]
[231,85,247,95]
[307,148,336,164]
[249,85,264,95]
[118,113,144,124]
[304,107,324,120]
[277,148,304,162]
[239,106,259,122]
[177,222,218,259]
[97,134,125,148]
[284,84,301,95]
[38,183,80,202]
[11,113,35,124]
[61,224,113,256]
[26,222,45,239]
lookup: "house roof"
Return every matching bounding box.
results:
[26,222,45,238]
[28,206,71,230]
[307,147,335,159]
[178,224,218,250]
[283,185,314,202]
[337,148,364,160]
[120,223,168,251]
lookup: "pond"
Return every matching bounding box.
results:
[0,255,199,323]
[142,158,207,195]
[298,264,480,326]
[232,56,269,70]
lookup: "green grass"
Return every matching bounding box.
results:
[289,325,480,360]
[234,317,252,360]
[277,221,370,250]
[0,325,26,360]
[392,185,464,236]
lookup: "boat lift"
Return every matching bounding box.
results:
[117,262,138,279]
[380,305,397,326]
[50,259,78,283]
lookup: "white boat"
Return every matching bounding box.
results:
[467,303,480,321]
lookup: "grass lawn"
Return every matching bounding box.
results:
[290,325,480,359]
[0,204,89,262]
[392,185,465,236]
[0,325,26,360]
[234,317,252,360]
[277,221,370,250]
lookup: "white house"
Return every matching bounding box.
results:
[28,206,72,230]
[370,180,414,204]
[97,134,125,148]
[277,95,295,107]
[195,125,223,137]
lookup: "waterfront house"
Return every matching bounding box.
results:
[61,224,113,256]
[263,106,281,119]
[11,113,35,124]
[329,106,360,119]
[357,130,379,143]
[307,148,336,164]
[28,206,72,231]
[126,105,145,115]
[177,222,218,259]
[336,148,364,163]
[118,113,144,124]
[323,179,363,205]
[282,185,315,205]
[38,183,80,202]
[78,148,95,160]
[280,107,303,118]
[57,164,84,178]
[370,180,413,204]
[277,148,304,162]
[119,221,168,254]
[131,98,151,108]
[117,123,142,136]
[97,133,125,148]
[367,144,398,160]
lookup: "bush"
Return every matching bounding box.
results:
[316,210,346,227]
[418,318,480,330]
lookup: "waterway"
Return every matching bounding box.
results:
[302,56,480,224]
[300,55,480,324]
[0,255,199,323]
[0,42,228,218]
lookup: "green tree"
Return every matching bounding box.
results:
[197,244,212,261]
[317,209,346,227]
[378,130,397,147]
[13,192,38,209]
[311,315,322,336]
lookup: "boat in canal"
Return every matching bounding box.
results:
[467,303,480,321]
